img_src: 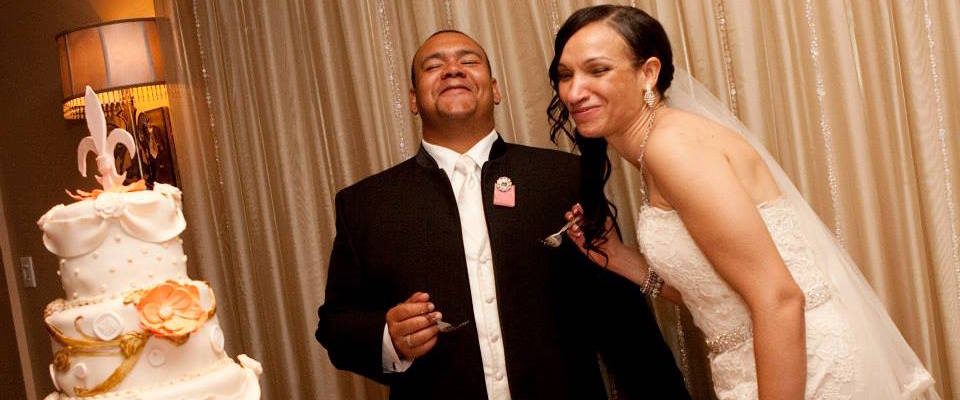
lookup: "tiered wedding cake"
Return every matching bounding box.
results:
[38,87,262,399]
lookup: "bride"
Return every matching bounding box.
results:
[548,5,939,400]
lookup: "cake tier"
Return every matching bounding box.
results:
[45,280,247,397]
[44,356,261,400]
[58,224,187,300]
[38,184,187,299]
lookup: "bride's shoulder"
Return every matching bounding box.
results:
[645,109,726,160]
[660,108,735,135]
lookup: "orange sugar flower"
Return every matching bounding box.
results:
[136,281,208,338]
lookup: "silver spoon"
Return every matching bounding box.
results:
[541,219,578,248]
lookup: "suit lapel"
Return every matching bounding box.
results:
[412,145,478,327]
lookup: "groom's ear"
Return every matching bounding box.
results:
[409,88,419,115]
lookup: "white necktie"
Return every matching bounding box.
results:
[452,155,511,399]
[452,155,486,257]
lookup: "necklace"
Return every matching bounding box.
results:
[637,101,663,202]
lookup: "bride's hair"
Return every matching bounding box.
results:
[547,5,675,260]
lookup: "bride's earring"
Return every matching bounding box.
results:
[643,85,656,108]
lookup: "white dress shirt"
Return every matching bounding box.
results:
[381,130,511,400]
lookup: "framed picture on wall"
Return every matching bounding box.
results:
[135,107,179,188]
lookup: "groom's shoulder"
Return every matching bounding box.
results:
[335,157,421,201]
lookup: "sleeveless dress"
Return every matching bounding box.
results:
[636,197,861,399]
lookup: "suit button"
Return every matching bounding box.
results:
[485,297,494,304]
[491,333,500,342]
[495,372,504,381]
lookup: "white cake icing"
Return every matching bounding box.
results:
[43,357,260,400]
[38,186,263,399]
[38,187,188,299]
[38,86,261,399]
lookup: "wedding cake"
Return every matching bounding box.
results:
[38,87,262,399]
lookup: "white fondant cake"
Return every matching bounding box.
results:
[38,87,262,399]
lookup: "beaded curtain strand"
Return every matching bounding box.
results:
[376,0,409,160]
[921,0,960,305]
[805,0,845,245]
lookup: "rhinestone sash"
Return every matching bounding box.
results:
[705,284,832,354]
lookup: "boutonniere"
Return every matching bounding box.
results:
[493,176,515,207]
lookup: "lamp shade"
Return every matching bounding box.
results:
[56,18,165,100]
[56,18,167,119]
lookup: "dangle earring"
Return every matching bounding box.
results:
[643,85,656,108]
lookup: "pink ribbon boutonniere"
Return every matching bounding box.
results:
[493,177,515,207]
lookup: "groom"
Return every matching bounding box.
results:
[315,30,688,400]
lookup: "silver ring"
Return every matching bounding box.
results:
[404,335,413,348]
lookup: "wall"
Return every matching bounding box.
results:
[0,1,155,397]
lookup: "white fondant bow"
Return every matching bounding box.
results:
[38,185,186,258]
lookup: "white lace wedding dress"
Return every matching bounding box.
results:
[637,197,868,399]
[631,68,939,400]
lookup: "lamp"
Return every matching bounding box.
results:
[56,18,177,187]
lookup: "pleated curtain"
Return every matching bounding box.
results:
[154,0,959,398]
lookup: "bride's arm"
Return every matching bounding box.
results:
[644,128,806,400]
[563,211,682,304]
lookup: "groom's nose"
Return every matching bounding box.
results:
[441,64,467,79]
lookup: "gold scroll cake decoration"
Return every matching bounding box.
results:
[45,280,217,397]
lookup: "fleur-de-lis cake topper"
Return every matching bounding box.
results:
[76,86,136,191]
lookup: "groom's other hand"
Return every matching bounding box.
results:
[386,292,441,361]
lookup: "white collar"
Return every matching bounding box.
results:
[421,129,498,179]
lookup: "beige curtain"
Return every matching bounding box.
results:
[154,0,959,398]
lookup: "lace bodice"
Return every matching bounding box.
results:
[636,197,829,340]
[636,198,860,399]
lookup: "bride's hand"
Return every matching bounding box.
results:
[565,204,680,304]
[564,203,624,267]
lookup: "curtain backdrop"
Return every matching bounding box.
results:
[155,0,959,398]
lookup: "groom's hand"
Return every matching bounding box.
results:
[386,292,441,361]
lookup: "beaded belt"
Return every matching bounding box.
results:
[705,284,832,354]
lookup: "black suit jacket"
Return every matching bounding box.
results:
[316,137,689,400]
